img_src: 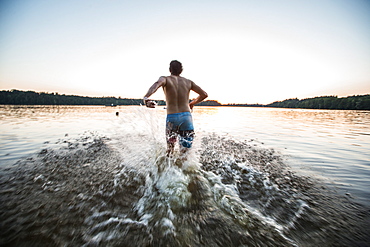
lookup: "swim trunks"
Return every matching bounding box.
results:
[166,112,194,148]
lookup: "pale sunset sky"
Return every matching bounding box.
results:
[0,0,369,104]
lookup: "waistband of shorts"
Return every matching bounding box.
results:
[167,111,192,117]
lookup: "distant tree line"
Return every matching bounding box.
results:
[267,95,370,110]
[0,90,220,107]
[225,103,265,107]
[197,100,222,106]
[1,90,369,110]
[0,90,164,106]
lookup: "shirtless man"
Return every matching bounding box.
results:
[143,60,208,155]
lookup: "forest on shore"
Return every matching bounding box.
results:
[0,90,221,107]
[1,89,369,110]
[266,95,370,110]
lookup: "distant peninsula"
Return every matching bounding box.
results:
[1,89,369,110]
[0,89,221,107]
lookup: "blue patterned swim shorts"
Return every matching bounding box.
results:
[166,112,194,148]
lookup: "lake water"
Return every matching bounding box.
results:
[0,105,369,246]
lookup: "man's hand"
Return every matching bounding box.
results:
[143,77,166,108]
[144,97,157,108]
[189,82,208,110]
[189,101,195,110]
[147,100,157,108]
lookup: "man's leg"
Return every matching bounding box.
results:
[179,130,194,158]
[167,142,175,157]
[166,125,177,157]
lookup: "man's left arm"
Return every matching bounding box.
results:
[143,76,166,105]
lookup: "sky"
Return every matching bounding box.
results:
[0,0,369,104]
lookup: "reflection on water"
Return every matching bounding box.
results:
[0,105,134,166]
[195,107,370,205]
[0,105,370,246]
[1,129,369,246]
[1,105,370,205]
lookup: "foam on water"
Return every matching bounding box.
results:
[0,107,369,246]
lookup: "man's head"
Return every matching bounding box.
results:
[169,60,183,76]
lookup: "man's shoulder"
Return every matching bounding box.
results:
[156,76,167,85]
[178,76,193,83]
[162,75,193,85]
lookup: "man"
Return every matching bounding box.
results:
[143,60,208,156]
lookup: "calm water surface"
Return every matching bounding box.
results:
[195,107,370,206]
[1,105,369,206]
[1,105,370,246]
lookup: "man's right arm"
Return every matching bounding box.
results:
[189,81,208,110]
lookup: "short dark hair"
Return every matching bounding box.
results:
[169,60,183,76]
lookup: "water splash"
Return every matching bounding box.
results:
[1,108,369,246]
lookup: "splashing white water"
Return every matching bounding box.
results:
[2,106,368,246]
[80,107,297,246]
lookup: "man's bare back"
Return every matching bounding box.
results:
[143,60,207,154]
[163,76,192,114]
[147,75,207,114]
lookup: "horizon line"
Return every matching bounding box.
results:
[1,88,369,106]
